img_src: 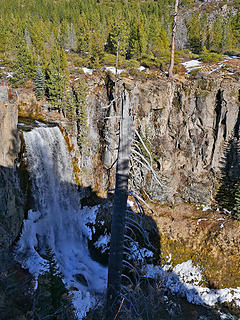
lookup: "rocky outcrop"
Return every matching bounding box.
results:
[0,96,25,269]
[150,203,240,289]
[93,75,240,204]
[0,101,18,167]
[15,74,240,205]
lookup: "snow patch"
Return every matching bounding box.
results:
[82,67,93,75]
[202,204,212,212]
[94,234,110,253]
[144,260,240,309]
[223,208,233,215]
[127,200,134,208]
[6,72,14,78]
[197,218,208,225]
[181,60,201,73]
[137,66,146,72]
[129,241,153,262]
[208,64,224,74]
[105,66,125,75]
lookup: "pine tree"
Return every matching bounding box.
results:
[234,181,240,221]
[45,45,70,109]
[209,15,224,53]
[88,29,105,70]
[106,10,129,61]
[187,12,202,53]
[34,65,45,100]
[10,36,34,87]
[128,14,147,59]
[34,247,76,319]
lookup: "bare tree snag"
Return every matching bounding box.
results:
[168,0,179,79]
[105,89,133,320]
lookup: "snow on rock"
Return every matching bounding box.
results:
[173,260,203,285]
[144,260,240,309]
[82,67,93,75]
[208,64,224,74]
[82,205,99,240]
[197,218,208,225]
[181,60,201,73]
[105,66,125,75]
[137,66,146,72]
[72,290,99,320]
[129,241,153,262]
[201,204,212,211]
[94,234,110,253]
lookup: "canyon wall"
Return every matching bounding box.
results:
[15,74,240,205]
[2,73,240,298]
[0,89,25,268]
[75,74,240,205]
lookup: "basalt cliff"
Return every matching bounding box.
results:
[1,71,240,315]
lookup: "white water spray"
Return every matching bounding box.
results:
[16,126,107,318]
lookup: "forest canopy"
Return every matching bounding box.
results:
[0,0,240,96]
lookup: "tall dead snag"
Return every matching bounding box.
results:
[168,0,179,79]
[105,89,133,320]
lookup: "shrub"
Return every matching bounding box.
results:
[201,46,223,63]
[123,58,140,70]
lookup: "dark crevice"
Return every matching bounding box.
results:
[222,113,227,140]
[210,89,223,164]
[233,90,240,139]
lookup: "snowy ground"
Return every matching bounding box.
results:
[181,59,202,73]
[17,202,240,319]
[144,260,240,312]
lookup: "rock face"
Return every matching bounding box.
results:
[0,99,18,167]
[0,96,24,268]
[5,73,240,309]
[16,75,240,205]
[89,75,240,204]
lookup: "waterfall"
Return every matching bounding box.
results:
[16,125,107,319]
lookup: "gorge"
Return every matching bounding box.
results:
[1,71,240,319]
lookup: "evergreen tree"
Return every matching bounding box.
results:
[128,14,147,59]
[209,15,224,53]
[187,12,202,53]
[45,45,69,109]
[10,37,34,87]
[106,10,129,61]
[34,247,76,319]
[88,29,105,69]
[34,65,45,100]
[234,181,240,221]
[147,16,169,58]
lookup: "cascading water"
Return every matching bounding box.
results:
[16,125,107,318]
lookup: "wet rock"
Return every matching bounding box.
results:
[74,273,88,287]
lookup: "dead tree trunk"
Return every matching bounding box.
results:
[105,89,133,320]
[168,0,179,79]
